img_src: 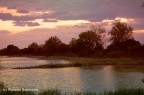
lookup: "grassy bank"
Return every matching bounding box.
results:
[13,57,144,69]
[1,83,144,95]
[0,88,144,95]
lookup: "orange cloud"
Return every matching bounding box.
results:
[115,17,135,23]
[133,30,144,34]
[0,7,28,16]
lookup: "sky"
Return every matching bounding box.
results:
[0,0,144,49]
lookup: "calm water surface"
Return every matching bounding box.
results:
[0,56,144,93]
[0,56,71,68]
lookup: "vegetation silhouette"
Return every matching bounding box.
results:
[0,22,144,58]
[109,22,133,44]
[0,83,144,95]
[70,25,105,56]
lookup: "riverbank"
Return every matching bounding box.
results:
[13,56,144,69]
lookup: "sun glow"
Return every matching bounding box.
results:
[133,30,144,34]
[115,17,134,23]
[56,20,90,26]
[0,19,91,33]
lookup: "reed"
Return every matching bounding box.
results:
[0,88,144,95]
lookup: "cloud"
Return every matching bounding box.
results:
[43,19,58,22]
[0,0,143,21]
[0,12,51,22]
[0,13,37,21]
[17,9,29,14]
[0,0,143,25]
[0,13,13,21]
[13,21,40,26]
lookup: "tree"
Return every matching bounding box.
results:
[109,22,133,44]
[69,38,78,53]
[44,36,62,55]
[58,43,70,54]
[106,39,143,57]
[70,26,106,56]
[28,42,39,55]
[107,39,141,51]
[6,44,19,55]
[28,42,38,48]
[0,48,7,55]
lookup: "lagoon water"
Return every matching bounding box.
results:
[0,56,144,93]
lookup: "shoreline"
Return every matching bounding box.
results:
[13,64,144,69]
[1,56,144,69]
[13,57,144,69]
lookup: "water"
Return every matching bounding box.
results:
[0,56,144,93]
[0,56,71,68]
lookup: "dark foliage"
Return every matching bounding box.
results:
[69,26,105,56]
[0,45,19,55]
[109,22,133,44]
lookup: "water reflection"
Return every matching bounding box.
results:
[0,56,71,68]
[102,66,115,91]
[0,57,144,93]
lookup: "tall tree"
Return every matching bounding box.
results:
[70,26,106,56]
[28,42,39,55]
[28,42,38,48]
[6,45,19,55]
[44,36,62,55]
[109,22,133,44]
[69,38,78,53]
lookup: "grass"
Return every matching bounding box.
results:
[0,83,144,95]
[38,89,62,95]
[75,91,97,95]
[142,79,144,83]
[0,88,144,95]
[0,91,35,95]
[104,89,144,95]
[0,83,4,92]
[13,57,144,69]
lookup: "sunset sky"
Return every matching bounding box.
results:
[0,0,144,49]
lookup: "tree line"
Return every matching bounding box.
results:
[0,22,144,58]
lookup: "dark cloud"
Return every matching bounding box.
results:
[0,0,143,23]
[0,11,88,22]
[7,6,17,9]
[141,2,144,7]
[0,13,13,21]
[0,13,37,21]
[13,21,40,26]
[13,15,37,21]
[17,9,29,13]
[0,0,143,21]
[43,19,58,22]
